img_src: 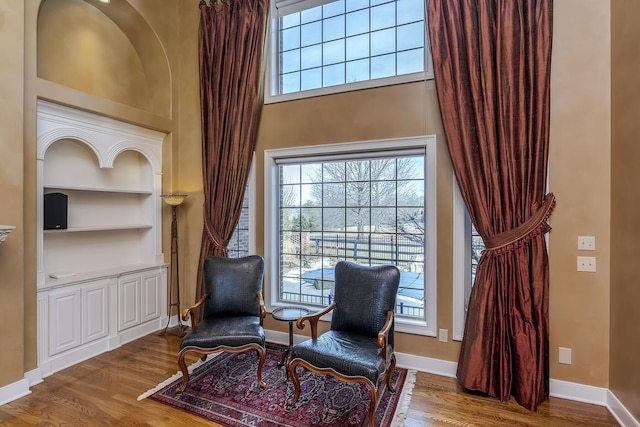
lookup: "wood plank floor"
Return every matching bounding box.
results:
[0,332,619,426]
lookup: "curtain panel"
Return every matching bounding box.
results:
[427,0,554,410]
[196,0,270,301]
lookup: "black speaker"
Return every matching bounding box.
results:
[44,193,68,230]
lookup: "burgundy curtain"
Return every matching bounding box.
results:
[196,0,269,300]
[427,0,555,410]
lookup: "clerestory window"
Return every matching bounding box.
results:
[266,0,432,103]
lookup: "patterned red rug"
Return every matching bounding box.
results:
[138,343,415,427]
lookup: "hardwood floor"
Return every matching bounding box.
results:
[0,333,619,426]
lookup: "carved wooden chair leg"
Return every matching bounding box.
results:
[256,348,267,389]
[176,348,190,394]
[285,359,301,407]
[386,354,397,393]
[366,382,378,427]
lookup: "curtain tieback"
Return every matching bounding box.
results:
[484,193,556,252]
[204,217,229,256]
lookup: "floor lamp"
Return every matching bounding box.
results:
[159,193,188,337]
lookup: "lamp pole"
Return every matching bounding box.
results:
[159,194,188,337]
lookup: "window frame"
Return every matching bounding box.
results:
[265,0,434,104]
[452,177,473,341]
[264,135,437,336]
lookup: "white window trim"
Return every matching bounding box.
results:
[264,135,437,337]
[452,177,472,341]
[264,0,434,104]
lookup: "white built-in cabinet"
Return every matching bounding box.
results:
[36,100,168,378]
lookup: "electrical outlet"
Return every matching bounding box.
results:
[578,236,596,250]
[559,347,572,365]
[577,256,596,272]
[438,328,448,343]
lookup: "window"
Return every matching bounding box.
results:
[228,161,256,259]
[452,179,485,340]
[265,136,437,336]
[266,0,432,102]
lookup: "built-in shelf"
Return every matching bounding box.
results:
[36,100,168,380]
[44,185,153,195]
[44,224,153,233]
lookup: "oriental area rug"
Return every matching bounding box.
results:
[138,343,416,427]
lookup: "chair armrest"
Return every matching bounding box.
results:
[296,302,336,338]
[377,310,394,360]
[257,291,266,326]
[181,294,208,328]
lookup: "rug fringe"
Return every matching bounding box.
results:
[136,353,219,401]
[390,369,417,427]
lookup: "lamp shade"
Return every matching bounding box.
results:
[160,194,188,206]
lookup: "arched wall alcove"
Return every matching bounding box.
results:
[37,0,171,117]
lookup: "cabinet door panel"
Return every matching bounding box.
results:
[141,272,161,322]
[49,288,81,355]
[83,281,109,343]
[118,275,141,331]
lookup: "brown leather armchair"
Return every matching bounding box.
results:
[285,261,401,427]
[176,255,267,393]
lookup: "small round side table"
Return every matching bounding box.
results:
[271,306,310,379]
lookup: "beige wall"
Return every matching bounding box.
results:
[0,0,631,405]
[0,0,25,387]
[611,1,640,420]
[548,0,611,386]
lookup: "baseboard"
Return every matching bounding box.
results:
[0,378,30,406]
[549,378,608,405]
[607,390,640,427]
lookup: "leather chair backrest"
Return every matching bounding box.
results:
[330,261,401,341]
[202,255,264,318]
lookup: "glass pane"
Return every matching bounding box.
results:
[323,63,345,87]
[282,208,301,230]
[323,15,345,42]
[397,0,423,25]
[398,207,424,238]
[281,184,301,207]
[346,58,369,83]
[301,207,322,231]
[281,164,301,183]
[301,21,322,47]
[346,34,370,61]
[346,9,369,37]
[397,22,424,50]
[371,181,396,206]
[301,44,322,69]
[281,72,300,93]
[282,27,300,51]
[397,180,424,205]
[323,39,345,65]
[398,48,424,75]
[323,162,345,182]
[346,0,369,12]
[370,158,395,180]
[282,49,300,73]
[301,5,322,23]
[281,12,300,29]
[347,207,371,230]
[371,53,395,79]
[301,183,322,206]
[302,163,322,182]
[371,28,395,56]
[323,182,346,206]
[371,2,395,31]
[397,156,423,179]
[323,0,345,18]
[323,208,345,231]
[300,68,320,91]
[346,181,370,206]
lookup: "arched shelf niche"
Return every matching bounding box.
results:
[37,0,171,117]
